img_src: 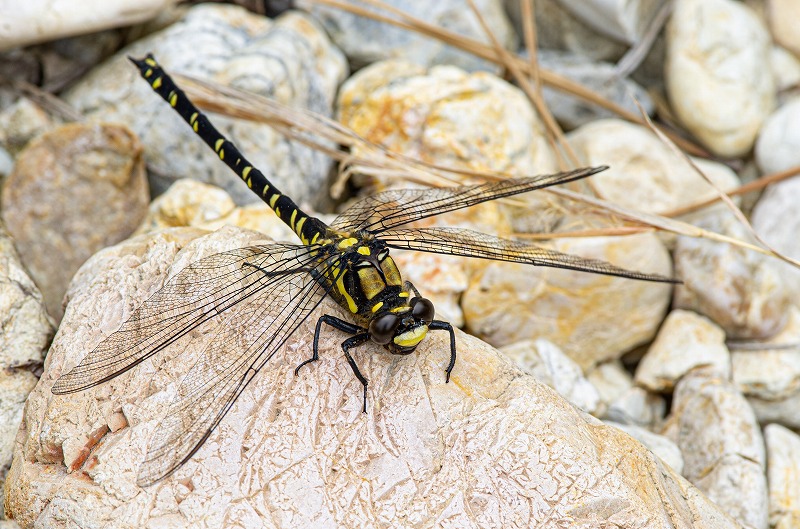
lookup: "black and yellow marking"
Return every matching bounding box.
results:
[129,54,327,246]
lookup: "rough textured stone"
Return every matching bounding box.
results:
[1,122,149,322]
[5,227,741,529]
[500,338,601,414]
[0,98,57,159]
[0,225,53,520]
[731,306,800,429]
[604,421,684,475]
[569,119,741,214]
[304,0,516,72]
[537,52,653,129]
[765,423,800,529]
[635,310,731,393]
[64,5,347,206]
[338,59,556,180]
[463,232,673,370]
[666,0,775,157]
[674,209,789,339]
[663,370,768,529]
[755,98,800,176]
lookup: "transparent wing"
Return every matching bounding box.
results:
[136,253,339,487]
[52,243,322,394]
[330,166,606,233]
[380,227,678,283]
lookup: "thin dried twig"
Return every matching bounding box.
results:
[614,0,672,78]
[179,73,792,263]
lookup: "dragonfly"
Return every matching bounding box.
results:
[52,54,676,487]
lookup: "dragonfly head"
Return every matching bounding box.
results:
[369,297,435,355]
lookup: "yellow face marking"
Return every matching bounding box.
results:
[391,306,411,313]
[338,238,358,250]
[357,246,371,256]
[269,194,280,208]
[371,301,384,313]
[335,272,358,313]
[398,292,409,298]
[214,139,224,152]
[152,77,163,89]
[394,326,428,348]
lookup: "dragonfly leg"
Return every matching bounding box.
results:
[342,333,372,413]
[404,281,422,298]
[295,315,365,376]
[428,320,456,383]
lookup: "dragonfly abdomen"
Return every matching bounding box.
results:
[129,54,327,246]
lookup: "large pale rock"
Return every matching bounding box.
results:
[0,226,53,518]
[338,59,556,179]
[673,209,789,339]
[303,0,515,72]
[663,370,768,529]
[500,338,601,414]
[666,0,775,157]
[755,98,800,176]
[1,122,148,322]
[5,227,741,528]
[569,119,740,214]
[765,423,800,529]
[589,362,667,430]
[0,0,176,51]
[0,98,57,159]
[635,310,731,393]
[65,5,346,206]
[731,306,800,429]
[767,0,800,58]
[463,232,673,370]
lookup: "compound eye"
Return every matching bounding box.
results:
[369,313,400,345]
[410,297,435,324]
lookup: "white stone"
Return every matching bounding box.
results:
[605,386,667,430]
[635,309,731,392]
[605,421,684,474]
[663,370,768,529]
[770,47,800,94]
[765,423,800,529]
[305,0,516,72]
[0,0,177,51]
[4,228,740,528]
[666,0,775,157]
[463,232,673,370]
[65,5,347,207]
[558,0,664,44]
[569,119,741,214]
[767,0,800,58]
[500,338,601,414]
[674,209,789,339]
[731,307,800,429]
[755,98,800,176]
